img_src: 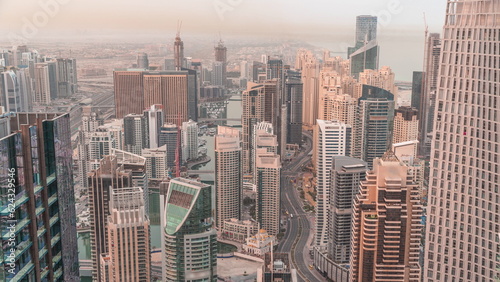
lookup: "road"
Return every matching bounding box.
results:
[278,131,325,282]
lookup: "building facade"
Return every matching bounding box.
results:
[0,113,79,281]
[424,1,500,281]
[350,152,422,281]
[314,120,352,247]
[162,178,217,281]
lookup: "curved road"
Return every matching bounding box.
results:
[278,131,325,282]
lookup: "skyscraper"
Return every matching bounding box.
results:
[174,30,184,71]
[251,122,278,185]
[328,156,367,264]
[410,71,423,110]
[1,68,32,112]
[181,119,198,162]
[392,106,419,144]
[352,85,395,167]
[159,123,179,168]
[350,152,422,281]
[88,151,147,281]
[215,126,242,229]
[137,52,149,69]
[349,42,380,79]
[162,178,217,281]
[285,72,303,145]
[114,70,198,122]
[34,63,51,104]
[55,58,77,98]
[418,33,441,157]
[101,187,151,282]
[0,113,79,281]
[142,145,168,180]
[242,80,279,173]
[144,104,164,149]
[123,113,148,156]
[212,61,225,87]
[298,51,320,127]
[424,1,500,281]
[348,16,379,79]
[255,153,281,236]
[113,70,145,118]
[314,120,352,247]
[215,39,227,86]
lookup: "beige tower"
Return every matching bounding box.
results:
[101,187,151,282]
[215,126,243,230]
[255,153,281,236]
[424,1,500,281]
[392,106,419,144]
[350,151,422,281]
[242,80,279,173]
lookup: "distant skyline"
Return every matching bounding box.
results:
[0,1,447,81]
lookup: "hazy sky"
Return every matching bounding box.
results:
[0,0,448,80]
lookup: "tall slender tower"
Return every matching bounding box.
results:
[255,153,281,236]
[350,152,422,281]
[174,22,184,71]
[214,39,227,86]
[102,187,151,282]
[314,120,352,247]
[215,126,242,229]
[424,1,500,281]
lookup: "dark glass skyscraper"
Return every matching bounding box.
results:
[0,113,79,281]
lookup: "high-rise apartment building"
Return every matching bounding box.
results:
[314,120,352,247]
[88,151,147,281]
[142,145,168,180]
[137,52,149,69]
[392,106,419,144]
[174,31,184,71]
[298,51,320,127]
[159,123,179,168]
[357,66,397,99]
[1,68,32,112]
[34,63,51,104]
[215,39,227,86]
[182,119,198,162]
[411,71,423,111]
[55,58,77,98]
[215,126,242,229]
[113,70,198,123]
[123,113,148,156]
[144,104,164,149]
[321,93,357,128]
[101,187,150,282]
[113,70,145,118]
[350,152,422,281]
[252,122,278,185]
[418,33,441,157]
[255,153,281,236]
[162,178,217,281]
[352,85,395,167]
[285,73,303,145]
[328,156,367,264]
[424,1,500,281]
[0,113,79,281]
[242,80,279,173]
